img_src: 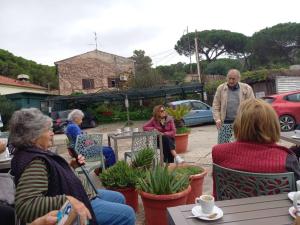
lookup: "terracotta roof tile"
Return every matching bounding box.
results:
[0,75,47,90]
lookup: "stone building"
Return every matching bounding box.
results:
[55,50,135,95]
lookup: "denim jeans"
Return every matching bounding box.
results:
[90,189,135,225]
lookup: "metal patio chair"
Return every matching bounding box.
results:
[213,163,296,201]
[124,131,160,165]
[74,133,105,173]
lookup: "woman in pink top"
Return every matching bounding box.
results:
[143,105,184,163]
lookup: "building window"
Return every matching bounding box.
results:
[107,78,120,88]
[82,79,94,89]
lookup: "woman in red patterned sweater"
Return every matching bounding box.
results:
[212,98,300,193]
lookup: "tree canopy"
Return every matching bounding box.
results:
[175,30,249,62]
[250,22,300,68]
[130,50,152,76]
[0,49,58,89]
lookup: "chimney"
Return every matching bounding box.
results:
[17,74,30,82]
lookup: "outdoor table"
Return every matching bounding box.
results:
[167,193,294,225]
[107,131,163,163]
[280,131,300,145]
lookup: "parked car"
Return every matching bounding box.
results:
[51,110,97,134]
[167,100,214,126]
[262,90,300,132]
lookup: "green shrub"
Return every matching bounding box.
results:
[99,161,138,189]
[137,165,189,195]
[176,127,191,134]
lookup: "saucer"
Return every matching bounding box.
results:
[0,157,11,163]
[292,135,300,139]
[191,205,223,221]
[288,192,300,204]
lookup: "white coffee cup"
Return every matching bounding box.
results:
[124,127,131,132]
[116,128,122,134]
[133,128,139,132]
[293,191,300,215]
[195,194,215,214]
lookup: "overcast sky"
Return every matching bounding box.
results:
[0,0,299,67]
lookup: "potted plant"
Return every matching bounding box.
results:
[166,105,191,153]
[168,163,207,204]
[131,147,156,171]
[99,161,139,212]
[137,165,191,225]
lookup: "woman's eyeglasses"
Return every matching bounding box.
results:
[160,109,165,113]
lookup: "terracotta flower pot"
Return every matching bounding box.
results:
[109,187,139,212]
[140,185,191,225]
[175,133,189,153]
[187,169,207,204]
[168,163,207,204]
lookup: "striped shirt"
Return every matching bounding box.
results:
[15,158,96,223]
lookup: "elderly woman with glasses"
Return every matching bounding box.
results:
[143,104,184,163]
[10,108,135,225]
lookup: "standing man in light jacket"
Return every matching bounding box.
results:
[212,69,255,144]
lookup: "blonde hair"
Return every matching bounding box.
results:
[153,105,165,121]
[233,98,280,143]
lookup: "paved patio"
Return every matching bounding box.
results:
[53,121,293,225]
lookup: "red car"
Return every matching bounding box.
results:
[262,90,300,131]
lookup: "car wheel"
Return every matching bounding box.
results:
[90,120,96,128]
[279,115,295,132]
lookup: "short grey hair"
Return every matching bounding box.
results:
[67,109,84,122]
[227,69,241,78]
[9,108,52,149]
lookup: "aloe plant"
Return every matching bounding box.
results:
[174,166,204,176]
[137,165,189,195]
[100,161,138,189]
[131,147,155,170]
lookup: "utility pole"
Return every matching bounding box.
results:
[186,26,192,74]
[194,30,201,83]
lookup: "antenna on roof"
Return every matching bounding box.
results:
[89,32,98,50]
[94,32,98,50]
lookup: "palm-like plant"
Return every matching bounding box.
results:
[166,105,191,133]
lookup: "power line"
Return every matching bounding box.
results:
[150,49,174,58]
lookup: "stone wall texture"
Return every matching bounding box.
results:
[55,50,134,95]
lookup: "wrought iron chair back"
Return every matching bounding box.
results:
[124,131,159,164]
[213,163,296,201]
[75,133,105,170]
